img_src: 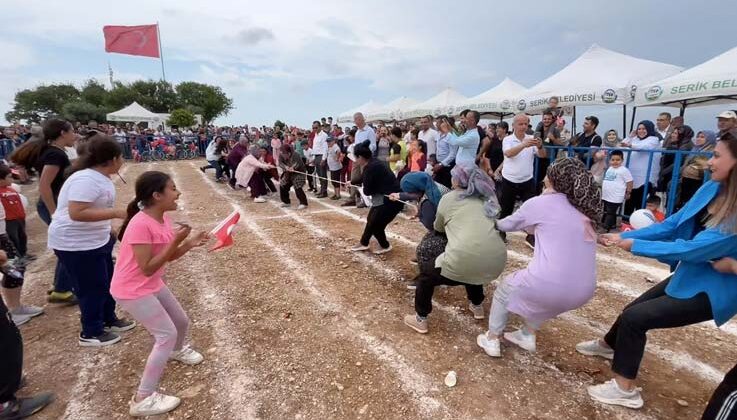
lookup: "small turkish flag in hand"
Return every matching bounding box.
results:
[209,210,241,252]
[103,24,160,58]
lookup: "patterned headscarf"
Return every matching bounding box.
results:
[400,172,442,208]
[450,163,500,219]
[546,157,602,223]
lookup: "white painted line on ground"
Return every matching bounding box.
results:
[193,164,449,418]
[172,169,260,420]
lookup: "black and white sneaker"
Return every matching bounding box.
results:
[104,318,137,333]
[78,331,121,347]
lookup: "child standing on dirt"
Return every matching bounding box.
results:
[111,171,209,417]
[0,166,29,262]
[326,137,343,200]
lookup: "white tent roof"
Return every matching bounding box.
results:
[404,88,467,119]
[460,78,527,115]
[337,100,382,123]
[515,44,682,113]
[367,97,419,121]
[634,45,737,108]
[107,101,162,122]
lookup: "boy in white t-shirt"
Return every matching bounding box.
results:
[601,150,633,232]
[326,137,343,200]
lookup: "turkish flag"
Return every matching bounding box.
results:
[209,210,241,252]
[103,24,160,58]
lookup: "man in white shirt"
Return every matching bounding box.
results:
[418,115,439,168]
[500,113,546,246]
[353,112,376,152]
[311,120,329,198]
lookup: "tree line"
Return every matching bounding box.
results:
[5,79,234,126]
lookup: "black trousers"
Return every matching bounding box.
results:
[603,277,712,379]
[433,165,453,189]
[601,200,621,231]
[624,182,653,216]
[0,298,22,404]
[313,155,328,194]
[499,178,536,219]
[5,220,26,257]
[279,182,308,205]
[703,363,737,420]
[415,267,484,317]
[306,165,315,191]
[360,201,403,248]
[264,175,277,193]
[678,177,702,212]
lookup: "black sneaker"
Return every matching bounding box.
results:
[78,331,121,347]
[199,167,206,173]
[525,234,535,250]
[104,318,137,333]
[0,392,54,419]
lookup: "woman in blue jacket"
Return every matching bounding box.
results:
[576,129,737,410]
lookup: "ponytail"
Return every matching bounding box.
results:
[118,171,172,241]
[10,118,73,168]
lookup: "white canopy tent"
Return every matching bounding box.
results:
[634,45,737,110]
[403,88,467,120]
[336,100,382,124]
[515,44,682,114]
[459,77,526,117]
[366,96,419,122]
[107,102,163,123]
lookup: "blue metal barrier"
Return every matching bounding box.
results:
[534,145,712,218]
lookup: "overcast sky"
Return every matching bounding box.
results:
[2,0,736,133]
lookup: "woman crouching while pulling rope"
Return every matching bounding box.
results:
[404,163,507,334]
[578,129,737,410]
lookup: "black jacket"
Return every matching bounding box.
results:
[360,159,400,199]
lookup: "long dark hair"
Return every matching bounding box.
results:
[118,171,172,240]
[72,134,122,173]
[215,136,229,154]
[10,118,73,168]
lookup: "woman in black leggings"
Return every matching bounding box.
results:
[349,142,403,255]
[577,129,737,410]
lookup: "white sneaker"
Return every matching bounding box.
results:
[576,339,614,360]
[469,303,485,320]
[129,392,181,417]
[11,312,31,326]
[587,379,644,409]
[503,329,536,352]
[372,245,392,255]
[170,346,204,365]
[253,197,266,203]
[280,202,291,208]
[476,334,501,357]
[12,305,44,318]
[350,244,370,252]
[297,204,307,210]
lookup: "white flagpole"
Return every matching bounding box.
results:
[156,22,166,82]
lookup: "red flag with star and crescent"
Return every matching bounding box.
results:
[209,210,241,252]
[103,24,160,58]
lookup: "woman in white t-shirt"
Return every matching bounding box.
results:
[621,121,661,215]
[48,135,136,347]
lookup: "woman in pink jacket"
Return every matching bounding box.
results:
[234,145,276,203]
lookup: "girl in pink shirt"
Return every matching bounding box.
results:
[110,171,209,417]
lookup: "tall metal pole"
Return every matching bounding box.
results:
[630,106,638,133]
[157,22,166,82]
[622,104,626,137]
[572,106,577,135]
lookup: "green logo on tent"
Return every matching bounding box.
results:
[516,100,527,111]
[601,89,617,104]
[645,86,663,101]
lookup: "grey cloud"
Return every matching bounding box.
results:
[234,27,275,45]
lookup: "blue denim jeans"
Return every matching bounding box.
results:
[37,200,73,293]
[54,236,117,337]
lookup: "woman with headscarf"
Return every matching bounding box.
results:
[590,129,622,184]
[278,143,308,209]
[621,121,661,215]
[677,130,717,211]
[403,164,507,334]
[477,158,601,357]
[388,172,451,286]
[234,144,276,203]
[658,125,694,193]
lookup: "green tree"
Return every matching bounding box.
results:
[129,80,178,113]
[167,108,196,127]
[5,84,80,123]
[60,101,108,123]
[176,82,233,124]
[104,82,141,111]
[80,79,108,107]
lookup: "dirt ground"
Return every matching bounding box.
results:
[16,159,734,420]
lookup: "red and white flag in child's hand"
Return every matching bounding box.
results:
[209,210,240,252]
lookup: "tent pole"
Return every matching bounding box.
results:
[157,22,166,82]
[679,101,686,117]
[622,104,626,137]
[630,106,637,133]
[572,106,577,135]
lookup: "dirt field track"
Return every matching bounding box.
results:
[17,160,733,420]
